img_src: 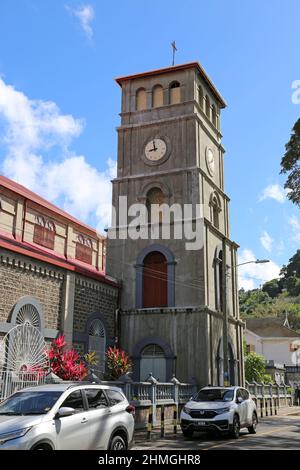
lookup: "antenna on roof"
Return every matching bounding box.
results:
[171,40,177,66]
[283,311,290,329]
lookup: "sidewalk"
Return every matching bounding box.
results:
[277,405,300,416]
[134,407,300,444]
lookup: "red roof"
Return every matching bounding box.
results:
[115,61,227,108]
[0,174,104,238]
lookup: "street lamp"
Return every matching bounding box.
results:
[222,251,270,386]
[236,259,270,268]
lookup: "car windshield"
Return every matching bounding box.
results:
[193,388,234,402]
[0,390,63,415]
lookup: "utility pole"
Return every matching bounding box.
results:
[222,237,229,386]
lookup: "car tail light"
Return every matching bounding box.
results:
[126,405,135,415]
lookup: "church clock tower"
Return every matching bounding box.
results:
[106,62,244,386]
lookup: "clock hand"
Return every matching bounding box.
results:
[149,140,157,152]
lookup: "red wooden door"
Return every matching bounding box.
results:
[143,251,168,308]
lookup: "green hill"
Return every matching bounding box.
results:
[239,250,300,331]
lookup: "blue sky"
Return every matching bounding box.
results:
[0,0,300,289]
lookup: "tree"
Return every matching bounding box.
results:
[280,250,300,279]
[262,278,282,298]
[239,289,273,315]
[280,118,300,206]
[245,352,267,383]
[285,276,300,297]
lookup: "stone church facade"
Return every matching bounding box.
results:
[0,175,119,374]
[107,62,244,386]
[0,61,244,388]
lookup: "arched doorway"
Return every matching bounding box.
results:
[140,344,167,381]
[88,319,106,375]
[143,251,167,308]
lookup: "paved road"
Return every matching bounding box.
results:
[133,414,300,450]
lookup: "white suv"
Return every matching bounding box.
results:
[0,383,135,450]
[180,386,257,439]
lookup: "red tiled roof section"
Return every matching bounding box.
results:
[0,174,105,238]
[115,61,227,108]
[0,233,119,288]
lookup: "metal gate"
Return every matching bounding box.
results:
[0,324,49,401]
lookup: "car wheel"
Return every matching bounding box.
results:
[109,435,127,450]
[182,428,194,438]
[247,413,258,434]
[31,443,53,450]
[230,415,240,439]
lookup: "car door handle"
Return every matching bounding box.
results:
[81,417,88,423]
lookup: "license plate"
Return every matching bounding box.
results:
[196,420,206,425]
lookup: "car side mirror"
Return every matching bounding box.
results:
[55,407,75,418]
[236,397,243,404]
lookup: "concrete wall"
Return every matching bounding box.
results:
[120,307,243,387]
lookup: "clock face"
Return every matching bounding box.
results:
[145,138,167,162]
[206,147,215,177]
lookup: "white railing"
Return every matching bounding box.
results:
[0,371,46,401]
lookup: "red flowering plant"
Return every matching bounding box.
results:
[106,346,132,380]
[46,335,88,381]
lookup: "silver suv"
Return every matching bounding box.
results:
[180,386,257,439]
[0,383,135,450]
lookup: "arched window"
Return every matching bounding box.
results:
[16,304,41,329]
[140,344,166,381]
[214,249,223,312]
[11,297,44,332]
[76,234,93,264]
[136,88,147,111]
[33,215,56,250]
[169,81,181,104]
[210,192,221,229]
[205,95,211,118]
[152,85,163,108]
[198,85,204,109]
[146,187,166,223]
[212,104,217,127]
[88,319,106,374]
[143,251,168,308]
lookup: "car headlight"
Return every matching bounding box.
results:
[215,407,230,415]
[0,427,31,444]
[183,406,191,415]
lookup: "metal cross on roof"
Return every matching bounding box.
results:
[171,40,177,66]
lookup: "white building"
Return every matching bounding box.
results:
[245,317,300,367]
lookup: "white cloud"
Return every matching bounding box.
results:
[260,230,273,252]
[288,215,300,243]
[0,77,115,230]
[238,248,280,290]
[66,4,95,40]
[259,184,287,203]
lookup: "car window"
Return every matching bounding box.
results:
[61,390,85,413]
[236,389,243,401]
[0,391,62,415]
[241,389,249,400]
[106,390,125,406]
[85,389,108,410]
[194,388,234,402]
